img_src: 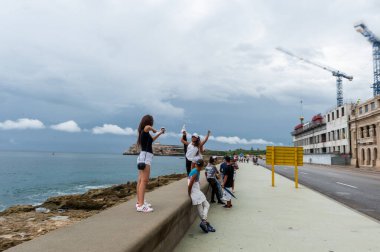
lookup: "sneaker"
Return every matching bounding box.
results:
[210,200,216,203]
[206,222,216,232]
[217,200,225,205]
[135,201,152,208]
[199,221,209,233]
[136,204,154,213]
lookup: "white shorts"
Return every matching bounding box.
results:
[137,151,154,165]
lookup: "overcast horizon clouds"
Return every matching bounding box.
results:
[1,0,380,153]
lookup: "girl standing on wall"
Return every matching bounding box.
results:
[136,115,165,213]
[185,130,211,168]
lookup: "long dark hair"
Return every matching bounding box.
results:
[193,137,201,148]
[137,115,154,147]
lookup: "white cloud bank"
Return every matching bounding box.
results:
[0,118,45,130]
[160,131,279,146]
[209,135,275,145]
[51,120,81,133]
[92,124,137,136]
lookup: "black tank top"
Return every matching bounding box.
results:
[141,131,153,153]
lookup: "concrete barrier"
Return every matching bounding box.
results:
[6,175,209,252]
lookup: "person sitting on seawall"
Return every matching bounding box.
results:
[185,130,211,168]
[188,159,216,233]
[136,115,165,213]
[205,156,224,205]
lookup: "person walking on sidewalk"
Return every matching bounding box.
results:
[136,115,165,213]
[188,159,216,233]
[185,130,211,168]
[222,156,234,208]
[205,156,224,204]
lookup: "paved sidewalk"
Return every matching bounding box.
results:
[174,163,380,252]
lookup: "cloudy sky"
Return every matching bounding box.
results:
[1,0,379,153]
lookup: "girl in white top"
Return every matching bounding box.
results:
[185,131,211,169]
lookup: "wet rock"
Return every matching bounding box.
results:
[0,205,35,216]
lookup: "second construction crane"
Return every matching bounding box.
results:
[277,47,353,107]
[354,22,380,97]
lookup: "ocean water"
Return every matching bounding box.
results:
[0,151,186,212]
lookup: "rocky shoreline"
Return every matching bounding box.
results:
[0,173,186,252]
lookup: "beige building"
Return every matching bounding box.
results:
[350,97,380,169]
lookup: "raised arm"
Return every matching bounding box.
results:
[181,138,189,145]
[145,125,164,142]
[201,130,211,146]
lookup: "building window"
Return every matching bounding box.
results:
[328,114,330,122]
[337,110,339,118]
[365,104,369,112]
[337,130,340,140]
[332,112,335,120]
[371,102,375,110]
[342,107,345,116]
[374,124,377,136]
[342,128,346,139]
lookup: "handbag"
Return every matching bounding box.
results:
[137,133,149,170]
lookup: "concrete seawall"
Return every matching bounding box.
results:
[7,175,208,252]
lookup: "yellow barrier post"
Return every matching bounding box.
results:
[271,146,275,187]
[294,147,298,188]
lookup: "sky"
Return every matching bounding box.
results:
[1,0,380,153]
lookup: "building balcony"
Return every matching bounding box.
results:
[357,136,377,145]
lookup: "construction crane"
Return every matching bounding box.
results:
[276,47,353,107]
[354,22,380,97]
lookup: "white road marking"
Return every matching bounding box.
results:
[300,172,308,175]
[336,182,358,189]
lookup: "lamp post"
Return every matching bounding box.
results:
[352,102,360,168]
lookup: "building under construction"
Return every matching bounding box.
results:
[292,104,352,165]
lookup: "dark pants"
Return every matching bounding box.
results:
[186,158,192,175]
[207,178,222,202]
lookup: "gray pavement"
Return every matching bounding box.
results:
[174,163,380,252]
[259,160,380,221]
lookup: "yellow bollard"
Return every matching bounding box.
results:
[294,147,298,188]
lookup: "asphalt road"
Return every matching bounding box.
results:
[257,160,380,221]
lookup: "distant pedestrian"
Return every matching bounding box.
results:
[222,156,234,208]
[188,159,216,233]
[180,125,192,175]
[185,130,211,168]
[136,115,165,213]
[205,156,224,204]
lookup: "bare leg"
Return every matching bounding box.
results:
[137,164,151,206]
[136,172,141,205]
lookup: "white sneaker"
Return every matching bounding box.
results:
[135,201,152,208]
[136,204,154,213]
